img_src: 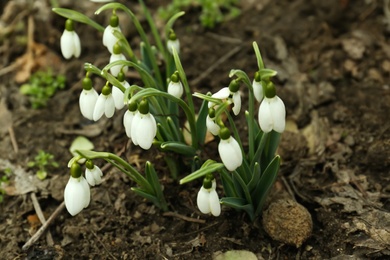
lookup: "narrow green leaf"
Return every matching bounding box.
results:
[180,161,224,184]
[253,41,264,70]
[52,8,105,32]
[220,197,254,220]
[195,98,209,147]
[160,142,196,156]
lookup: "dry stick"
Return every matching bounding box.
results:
[22,201,65,251]
[30,193,54,246]
[8,126,18,153]
[91,230,118,260]
[189,45,242,87]
[162,211,206,224]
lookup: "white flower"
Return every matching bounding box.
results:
[85,165,103,186]
[131,111,157,150]
[123,109,136,138]
[208,87,241,116]
[167,80,183,98]
[206,115,220,136]
[197,180,221,217]
[218,136,242,171]
[64,175,90,216]
[60,29,81,59]
[109,53,128,77]
[93,91,115,121]
[112,80,130,110]
[167,38,180,55]
[252,79,264,102]
[258,96,286,133]
[103,25,121,54]
[79,88,98,120]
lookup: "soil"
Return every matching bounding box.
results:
[1,0,390,259]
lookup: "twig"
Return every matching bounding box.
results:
[189,45,242,86]
[163,211,206,224]
[8,126,18,154]
[22,201,65,251]
[30,193,54,246]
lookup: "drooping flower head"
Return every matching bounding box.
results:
[123,101,138,138]
[197,174,221,217]
[208,79,241,116]
[64,163,90,216]
[258,80,286,133]
[93,83,115,121]
[167,29,180,55]
[109,43,128,77]
[85,160,103,186]
[206,107,220,136]
[167,71,183,98]
[103,13,121,54]
[218,127,243,171]
[60,19,81,59]
[252,71,264,102]
[112,71,130,110]
[130,99,157,150]
[79,76,98,120]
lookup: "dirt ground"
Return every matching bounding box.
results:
[0,0,389,259]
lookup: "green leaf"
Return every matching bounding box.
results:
[131,187,159,207]
[160,141,196,156]
[75,150,111,160]
[195,98,210,147]
[69,136,94,157]
[258,68,277,79]
[220,197,254,220]
[52,8,104,32]
[145,161,168,211]
[253,41,264,70]
[253,155,280,216]
[164,11,185,42]
[180,160,224,184]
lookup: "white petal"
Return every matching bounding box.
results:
[123,110,135,138]
[85,168,96,186]
[270,96,286,133]
[103,25,121,53]
[209,189,221,217]
[197,186,211,214]
[79,89,98,120]
[167,81,183,98]
[104,95,115,118]
[109,54,126,77]
[218,137,243,171]
[137,114,156,150]
[60,30,74,59]
[93,94,106,121]
[112,86,125,109]
[232,91,241,115]
[252,80,264,102]
[64,176,90,216]
[130,112,141,145]
[72,32,81,58]
[212,87,230,99]
[258,98,273,133]
[206,115,220,136]
[167,39,180,54]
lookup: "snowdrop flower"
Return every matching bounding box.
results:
[252,71,264,102]
[167,71,183,98]
[218,128,243,171]
[109,43,128,77]
[123,101,138,138]
[258,81,286,133]
[64,163,90,216]
[103,13,121,54]
[93,83,115,121]
[85,160,103,186]
[197,177,221,217]
[60,19,81,59]
[79,77,98,120]
[112,71,130,109]
[167,29,180,55]
[208,79,241,115]
[131,99,157,150]
[206,108,220,136]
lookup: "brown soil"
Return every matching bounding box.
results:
[1,0,389,259]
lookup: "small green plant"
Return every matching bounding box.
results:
[20,70,66,109]
[27,150,59,180]
[0,168,12,203]
[158,0,241,28]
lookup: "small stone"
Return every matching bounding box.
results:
[262,199,312,247]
